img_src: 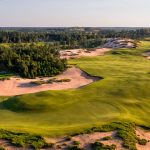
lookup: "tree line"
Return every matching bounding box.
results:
[0,28,150,49]
[0,31,104,49]
[0,44,67,78]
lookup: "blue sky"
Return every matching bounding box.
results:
[0,0,150,27]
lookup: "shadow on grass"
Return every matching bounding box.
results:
[0,96,52,113]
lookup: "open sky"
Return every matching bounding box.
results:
[0,0,150,27]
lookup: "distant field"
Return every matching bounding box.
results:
[0,41,150,136]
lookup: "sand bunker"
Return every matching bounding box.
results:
[136,127,150,150]
[103,38,136,49]
[45,131,124,150]
[0,67,100,96]
[60,39,136,60]
[60,48,110,59]
[72,131,124,150]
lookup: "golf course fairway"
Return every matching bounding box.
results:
[0,41,150,136]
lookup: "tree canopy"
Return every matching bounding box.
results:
[0,44,67,78]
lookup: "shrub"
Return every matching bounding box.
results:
[137,138,148,145]
[31,80,45,85]
[44,143,54,148]
[73,141,80,146]
[67,140,82,150]
[0,129,49,150]
[55,78,71,82]
[91,141,116,150]
[65,136,72,141]
[47,78,71,83]
[47,78,57,84]
[102,136,112,141]
[67,145,83,150]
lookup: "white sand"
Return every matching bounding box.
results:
[103,38,135,49]
[0,67,99,96]
[136,127,150,150]
[60,39,135,60]
[72,131,124,150]
[60,48,110,59]
[0,127,149,150]
[45,131,125,150]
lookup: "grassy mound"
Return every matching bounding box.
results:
[0,41,150,136]
[2,96,51,112]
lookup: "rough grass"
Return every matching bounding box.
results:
[0,129,51,149]
[0,41,150,136]
[73,121,148,150]
[92,141,116,150]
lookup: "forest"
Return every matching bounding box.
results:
[0,28,150,49]
[0,27,150,78]
[0,44,67,78]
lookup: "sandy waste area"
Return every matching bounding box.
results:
[1,128,150,150]
[60,48,110,59]
[0,67,99,96]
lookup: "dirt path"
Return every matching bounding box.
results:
[0,67,100,96]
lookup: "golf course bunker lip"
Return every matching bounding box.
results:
[143,50,150,60]
[0,67,101,96]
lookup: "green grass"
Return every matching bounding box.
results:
[92,141,116,150]
[0,41,150,136]
[0,74,13,79]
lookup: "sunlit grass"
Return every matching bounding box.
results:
[0,41,150,136]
